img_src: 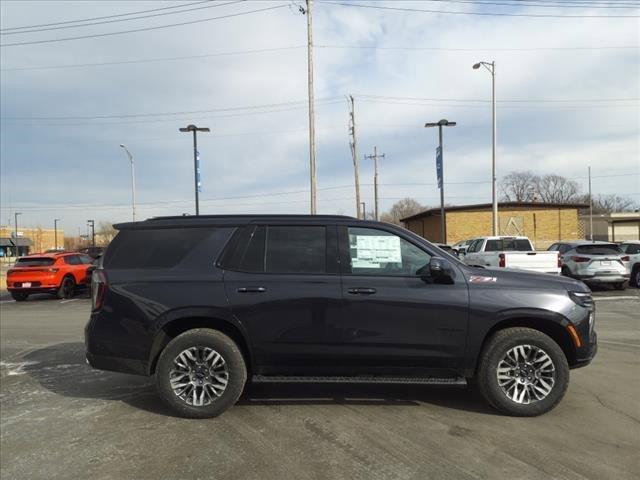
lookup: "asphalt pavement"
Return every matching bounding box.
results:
[0,288,638,480]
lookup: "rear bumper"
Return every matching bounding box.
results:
[574,274,629,284]
[8,286,57,294]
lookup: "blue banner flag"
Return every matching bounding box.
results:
[436,146,442,189]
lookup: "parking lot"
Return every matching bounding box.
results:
[1,288,638,480]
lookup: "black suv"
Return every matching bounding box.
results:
[85,215,597,418]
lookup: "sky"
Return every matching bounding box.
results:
[1,0,639,237]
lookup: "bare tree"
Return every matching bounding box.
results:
[97,221,118,245]
[380,198,425,225]
[534,174,581,203]
[579,194,639,214]
[499,171,538,202]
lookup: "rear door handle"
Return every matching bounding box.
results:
[347,287,377,295]
[237,287,266,293]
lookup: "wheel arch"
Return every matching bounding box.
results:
[472,316,577,376]
[148,316,253,376]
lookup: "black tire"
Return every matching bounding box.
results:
[155,328,247,419]
[561,266,572,277]
[476,327,569,417]
[632,267,640,288]
[11,292,29,301]
[613,282,626,291]
[56,276,75,299]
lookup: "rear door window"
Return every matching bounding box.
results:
[15,257,55,267]
[265,226,327,274]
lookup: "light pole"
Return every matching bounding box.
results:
[119,144,136,222]
[473,60,498,235]
[425,119,456,244]
[14,212,21,257]
[179,124,210,216]
[54,218,60,250]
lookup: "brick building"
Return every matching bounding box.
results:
[401,202,588,250]
[0,226,64,258]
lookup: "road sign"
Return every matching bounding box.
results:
[436,146,442,189]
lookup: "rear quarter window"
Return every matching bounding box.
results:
[104,227,233,270]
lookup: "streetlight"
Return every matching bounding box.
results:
[473,60,498,235]
[179,124,210,216]
[425,119,456,243]
[54,219,61,250]
[14,212,21,258]
[119,144,136,222]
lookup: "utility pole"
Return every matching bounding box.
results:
[425,119,457,244]
[361,202,366,220]
[54,219,60,250]
[302,0,317,214]
[348,95,361,218]
[588,166,593,242]
[364,147,385,221]
[179,124,210,215]
[87,220,95,247]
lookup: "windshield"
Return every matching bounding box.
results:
[484,239,533,252]
[16,257,55,267]
[575,244,622,255]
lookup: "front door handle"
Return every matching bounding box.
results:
[347,287,377,295]
[237,287,266,293]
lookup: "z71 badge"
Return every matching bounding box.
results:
[469,275,497,283]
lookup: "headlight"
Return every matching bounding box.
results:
[569,291,593,309]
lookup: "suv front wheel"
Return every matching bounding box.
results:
[476,327,569,416]
[155,328,247,418]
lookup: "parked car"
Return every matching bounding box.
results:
[6,252,93,301]
[452,239,473,256]
[618,240,640,287]
[78,246,105,259]
[433,242,455,255]
[86,215,597,419]
[548,241,630,290]
[462,236,560,275]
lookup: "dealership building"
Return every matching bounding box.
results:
[401,202,589,249]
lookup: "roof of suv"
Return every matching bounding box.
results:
[114,214,360,230]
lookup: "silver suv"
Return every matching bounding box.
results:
[619,241,640,287]
[548,241,630,290]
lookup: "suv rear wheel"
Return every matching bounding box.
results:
[155,328,247,418]
[476,327,569,416]
[11,292,29,301]
[56,276,75,299]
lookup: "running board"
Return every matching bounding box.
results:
[252,375,467,386]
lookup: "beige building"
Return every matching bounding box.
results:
[579,212,640,242]
[401,202,588,250]
[0,225,64,257]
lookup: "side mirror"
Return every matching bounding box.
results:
[425,257,455,284]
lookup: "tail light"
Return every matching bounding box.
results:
[571,256,590,263]
[498,253,505,267]
[557,254,562,268]
[91,270,108,311]
[621,256,630,261]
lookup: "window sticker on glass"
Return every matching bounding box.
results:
[351,235,402,268]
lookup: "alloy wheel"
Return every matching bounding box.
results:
[496,344,556,404]
[169,346,229,407]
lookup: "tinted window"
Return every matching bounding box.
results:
[15,257,55,267]
[264,226,326,274]
[64,255,82,265]
[239,226,266,272]
[347,227,431,276]
[575,244,622,255]
[548,244,558,251]
[621,244,640,254]
[484,239,533,252]
[558,244,571,254]
[105,228,230,269]
[79,254,93,264]
[467,239,481,253]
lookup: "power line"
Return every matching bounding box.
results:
[319,0,640,17]
[0,4,288,48]
[317,44,638,52]
[423,0,640,9]
[1,46,306,72]
[0,0,214,32]
[356,93,639,104]
[0,1,244,36]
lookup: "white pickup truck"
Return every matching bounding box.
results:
[461,236,560,275]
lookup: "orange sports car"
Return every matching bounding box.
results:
[6,252,93,301]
